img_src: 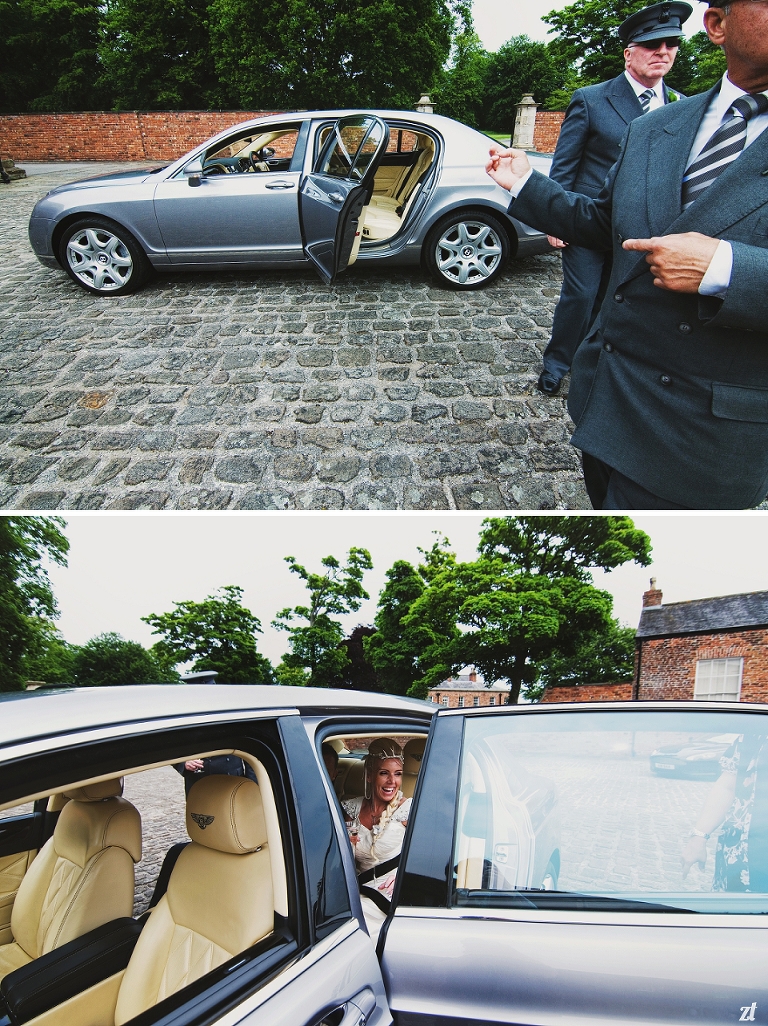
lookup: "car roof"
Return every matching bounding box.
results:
[0,685,434,750]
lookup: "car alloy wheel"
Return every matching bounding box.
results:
[425,210,509,290]
[60,216,149,296]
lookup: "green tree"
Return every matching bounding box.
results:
[543,0,649,87]
[482,35,565,132]
[209,0,454,110]
[21,622,77,685]
[529,620,636,701]
[0,517,69,692]
[433,29,489,128]
[402,516,651,704]
[0,0,102,112]
[73,632,178,686]
[671,31,727,95]
[273,548,373,687]
[98,0,217,110]
[143,585,274,685]
[477,515,652,578]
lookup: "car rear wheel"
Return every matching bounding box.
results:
[424,210,509,290]
[59,216,150,296]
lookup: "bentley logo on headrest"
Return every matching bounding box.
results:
[191,813,215,830]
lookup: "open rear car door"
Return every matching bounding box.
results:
[300,115,389,284]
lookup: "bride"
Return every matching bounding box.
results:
[342,738,410,937]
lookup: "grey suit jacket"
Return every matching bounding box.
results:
[511,85,768,509]
[550,74,680,197]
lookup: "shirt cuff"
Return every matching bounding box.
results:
[698,240,733,298]
[508,167,534,198]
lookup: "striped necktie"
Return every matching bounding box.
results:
[638,88,655,113]
[682,92,768,208]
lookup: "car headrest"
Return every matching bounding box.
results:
[403,739,425,775]
[62,778,124,802]
[186,775,267,855]
[54,795,142,865]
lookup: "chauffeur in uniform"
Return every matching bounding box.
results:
[488,0,768,509]
[537,1,691,397]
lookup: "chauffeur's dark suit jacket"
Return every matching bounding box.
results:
[542,74,680,377]
[511,84,768,509]
[550,73,678,197]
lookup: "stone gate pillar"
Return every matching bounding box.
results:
[512,94,539,150]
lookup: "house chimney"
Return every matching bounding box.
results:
[642,577,663,607]
[469,669,477,682]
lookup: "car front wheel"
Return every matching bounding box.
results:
[424,210,509,290]
[59,216,150,296]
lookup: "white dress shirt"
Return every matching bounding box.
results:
[624,70,666,111]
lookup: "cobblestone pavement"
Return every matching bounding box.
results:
[1,165,590,511]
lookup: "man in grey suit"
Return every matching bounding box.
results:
[488,0,768,509]
[538,1,691,396]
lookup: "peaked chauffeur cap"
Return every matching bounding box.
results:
[619,1,692,45]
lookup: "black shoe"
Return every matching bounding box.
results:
[537,370,562,396]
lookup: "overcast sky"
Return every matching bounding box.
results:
[43,513,768,665]
[472,0,706,52]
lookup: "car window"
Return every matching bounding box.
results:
[122,765,189,916]
[452,709,768,914]
[203,125,302,174]
[316,117,386,181]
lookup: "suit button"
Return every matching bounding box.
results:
[603,342,614,352]
[660,374,671,385]
[614,292,624,303]
[678,322,692,334]
[617,234,624,244]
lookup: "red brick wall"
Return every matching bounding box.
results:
[533,111,565,155]
[637,628,768,703]
[541,682,634,703]
[0,111,282,162]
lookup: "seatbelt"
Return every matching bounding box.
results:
[357,853,400,886]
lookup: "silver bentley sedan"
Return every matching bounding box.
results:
[0,687,766,1026]
[27,110,552,297]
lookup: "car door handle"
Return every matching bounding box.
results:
[317,1000,371,1026]
[328,192,345,203]
[265,180,295,190]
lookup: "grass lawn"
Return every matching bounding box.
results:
[483,131,511,145]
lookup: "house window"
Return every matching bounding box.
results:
[488,696,495,706]
[431,695,438,703]
[473,696,480,706]
[441,696,449,706]
[694,657,743,701]
[458,696,465,708]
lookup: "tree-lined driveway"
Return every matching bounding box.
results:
[1,165,588,510]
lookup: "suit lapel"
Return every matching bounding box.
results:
[607,74,642,126]
[667,124,768,236]
[647,88,716,237]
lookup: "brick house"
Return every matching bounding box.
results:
[428,669,509,708]
[634,580,768,703]
[542,579,768,704]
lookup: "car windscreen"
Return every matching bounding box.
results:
[452,709,768,914]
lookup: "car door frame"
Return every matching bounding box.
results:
[0,708,386,1026]
[299,114,390,284]
[378,702,768,1026]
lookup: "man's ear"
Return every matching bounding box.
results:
[703,5,727,47]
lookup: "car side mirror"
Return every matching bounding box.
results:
[184,157,204,188]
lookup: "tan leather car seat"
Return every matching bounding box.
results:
[0,778,141,983]
[402,739,425,799]
[114,774,273,1025]
[340,759,366,800]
